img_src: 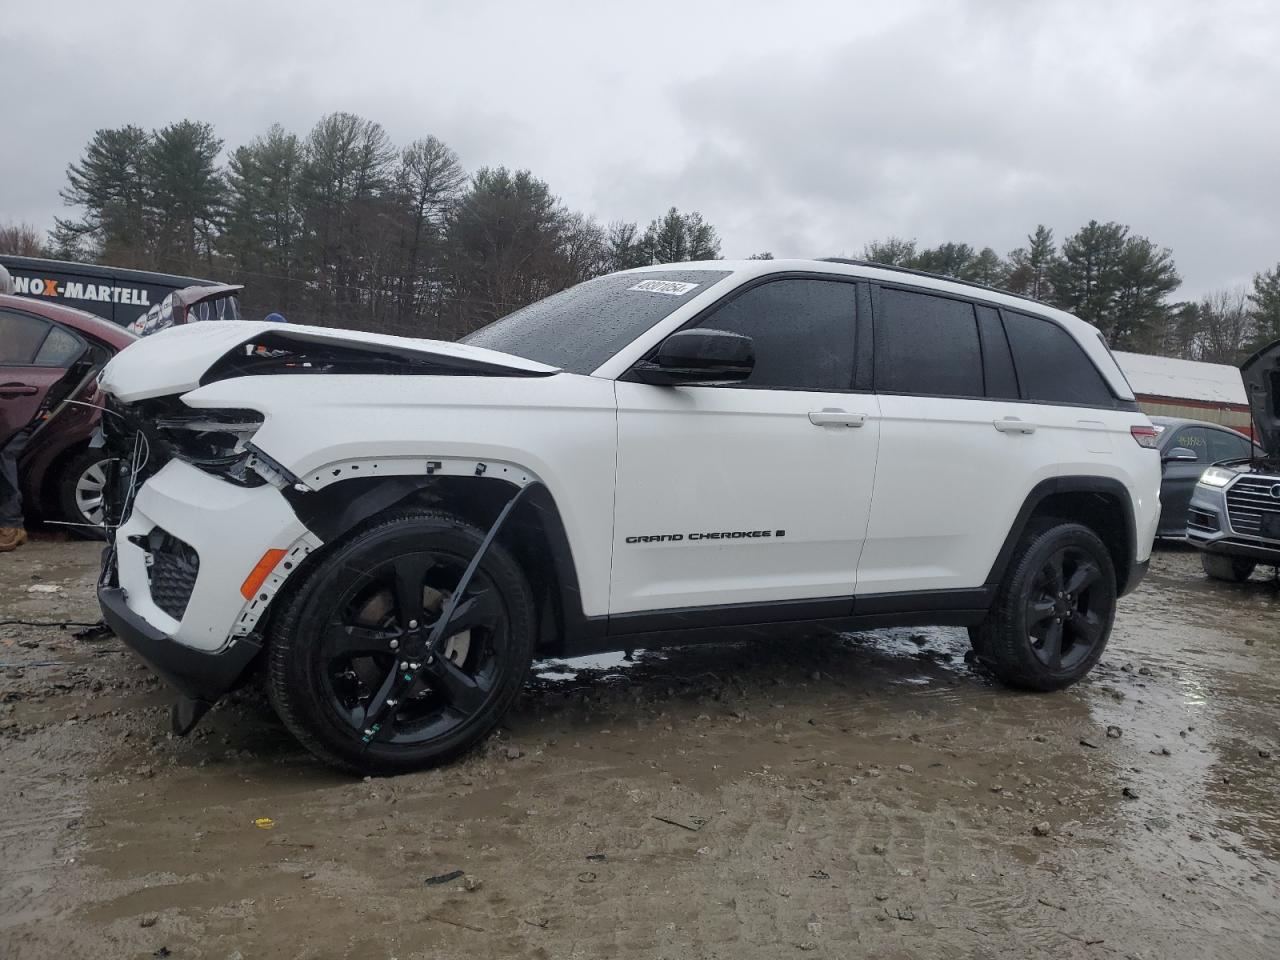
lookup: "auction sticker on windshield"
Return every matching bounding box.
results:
[628,279,699,296]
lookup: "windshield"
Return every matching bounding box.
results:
[462,270,731,374]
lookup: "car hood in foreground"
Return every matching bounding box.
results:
[99,321,559,402]
[1240,339,1280,456]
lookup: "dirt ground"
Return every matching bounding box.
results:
[1,539,1278,960]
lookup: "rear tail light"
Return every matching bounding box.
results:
[1131,425,1159,448]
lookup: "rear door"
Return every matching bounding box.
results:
[610,276,880,615]
[856,291,1128,597]
[0,310,76,445]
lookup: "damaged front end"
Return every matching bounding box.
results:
[96,396,313,734]
[94,321,561,736]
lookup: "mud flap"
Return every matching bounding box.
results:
[172,697,213,736]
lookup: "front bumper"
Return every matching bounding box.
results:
[1185,476,1280,563]
[98,456,319,729]
[98,581,261,703]
[110,458,314,651]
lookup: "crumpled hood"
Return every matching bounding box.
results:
[99,320,559,402]
[1240,339,1280,456]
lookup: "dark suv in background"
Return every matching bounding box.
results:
[1152,416,1261,538]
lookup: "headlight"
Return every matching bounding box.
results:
[152,408,266,486]
[1198,466,1236,488]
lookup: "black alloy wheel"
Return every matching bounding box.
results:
[1024,546,1109,674]
[318,551,507,745]
[970,521,1117,691]
[268,509,535,774]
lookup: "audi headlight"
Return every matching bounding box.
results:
[153,408,266,486]
[1198,466,1236,488]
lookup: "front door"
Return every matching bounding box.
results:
[610,276,880,615]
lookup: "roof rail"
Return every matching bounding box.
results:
[816,257,1052,309]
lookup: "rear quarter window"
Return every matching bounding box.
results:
[1002,310,1115,407]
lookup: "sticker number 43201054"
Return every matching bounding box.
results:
[628,279,699,296]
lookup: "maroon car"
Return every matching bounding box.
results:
[0,293,136,536]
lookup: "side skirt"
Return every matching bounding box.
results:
[560,588,991,658]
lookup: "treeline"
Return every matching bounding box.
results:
[12,114,1280,361]
[41,115,723,337]
[862,225,1280,362]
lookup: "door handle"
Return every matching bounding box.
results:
[0,382,38,398]
[808,409,866,427]
[993,416,1036,435]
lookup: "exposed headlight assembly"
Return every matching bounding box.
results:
[152,408,266,487]
[1197,466,1236,488]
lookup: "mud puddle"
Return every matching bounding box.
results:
[2,540,1278,958]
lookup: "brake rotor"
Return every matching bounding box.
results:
[353,585,471,668]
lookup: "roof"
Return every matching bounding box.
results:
[0,254,212,287]
[1113,350,1246,406]
[620,259,1135,401]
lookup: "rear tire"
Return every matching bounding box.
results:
[1201,552,1256,583]
[267,508,535,775]
[971,521,1117,691]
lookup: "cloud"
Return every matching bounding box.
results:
[1,0,1275,297]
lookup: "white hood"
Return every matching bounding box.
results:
[99,321,559,402]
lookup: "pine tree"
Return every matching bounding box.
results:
[861,237,916,265]
[640,208,720,263]
[1005,225,1056,300]
[604,221,647,271]
[1110,237,1180,351]
[298,113,396,322]
[54,125,151,264]
[391,136,466,326]
[443,167,569,334]
[144,120,225,274]
[1248,263,1280,347]
[913,242,976,278]
[1049,220,1128,336]
[222,124,304,316]
[961,247,1009,286]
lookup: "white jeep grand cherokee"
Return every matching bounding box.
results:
[96,258,1161,774]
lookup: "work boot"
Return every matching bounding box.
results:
[0,527,28,552]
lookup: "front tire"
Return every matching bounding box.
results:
[1201,552,1256,583]
[267,509,535,775]
[971,521,1117,691]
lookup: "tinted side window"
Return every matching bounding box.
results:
[33,326,83,367]
[1002,311,1114,406]
[694,278,857,391]
[1207,429,1251,463]
[0,312,51,364]
[1169,426,1210,460]
[874,288,983,398]
[976,305,1019,399]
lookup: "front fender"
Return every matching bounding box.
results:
[181,372,619,618]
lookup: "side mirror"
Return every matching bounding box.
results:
[1163,447,1198,463]
[632,329,754,385]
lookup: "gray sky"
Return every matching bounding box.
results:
[2,0,1276,298]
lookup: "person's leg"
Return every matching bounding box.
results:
[0,431,29,551]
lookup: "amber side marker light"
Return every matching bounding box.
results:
[241,548,288,600]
